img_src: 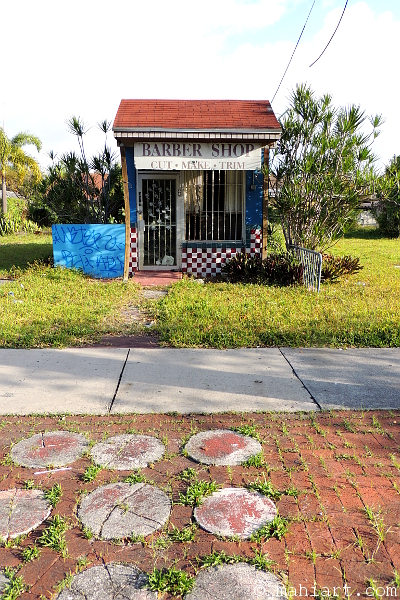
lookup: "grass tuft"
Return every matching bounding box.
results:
[178,480,219,507]
[250,515,289,541]
[2,567,26,600]
[44,483,63,507]
[38,514,68,556]
[247,475,281,501]
[146,567,194,597]
[81,465,102,483]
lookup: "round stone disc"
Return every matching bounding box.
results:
[56,563,157,599]
[78,482,171,540]
[0,572,9,595]
[194,487,277,539]
[91,434,165,470]
[0,489,51,539]
[184,430,262,466]
[186,563,282,600]
[11,431,89,468]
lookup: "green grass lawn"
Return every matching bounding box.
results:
[0,232,141,348]
[0,228,399,348]
[154,228,400,348]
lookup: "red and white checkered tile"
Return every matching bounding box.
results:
[130,227,262,276]
[250,228,262,255]
[128,227,138,273]
[182,229,262,276]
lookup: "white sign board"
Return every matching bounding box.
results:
[134,142,262,170]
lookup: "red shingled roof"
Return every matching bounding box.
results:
[113,100,280,131]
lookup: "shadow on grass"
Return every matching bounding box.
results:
[0,241,53,272]
[343,226,384,240]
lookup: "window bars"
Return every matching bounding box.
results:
[290,245,322,292]
[184,170,243,241]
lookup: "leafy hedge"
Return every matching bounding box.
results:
[221,252,303,286]
[221,251,362,285]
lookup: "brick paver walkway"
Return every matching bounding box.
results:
[0,411,399,599]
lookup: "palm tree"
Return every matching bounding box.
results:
[0,128,42,214]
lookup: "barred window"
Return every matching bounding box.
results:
[184,170,244,241]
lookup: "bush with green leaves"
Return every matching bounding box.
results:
[221,251,303,286]
[269,83,382,251]
[30,118,124,225]
[0,195,39,236]
[375,155,400,238]
[321,254,363,282]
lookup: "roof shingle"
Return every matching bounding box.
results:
[113,100,280,131]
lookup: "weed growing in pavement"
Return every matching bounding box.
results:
[304,549,319,565]
[180,421,199,446]
[199,549,275,571]
[147,566,194,597]
[390,454,400,470]
[342,419,356,433]
[44,483,63,507]
[242,453,270,469]
[39,514,68,556]
[22,479,36,489]
[247,475,281,501]
[364,506,391,543]
[231,424,261,441]
[54,571,74,594]
[152,535,172,551]
[81,464,102,483]
[250,549,276,571]
[199,550,244,567]
[82,527,93,540]
[1,453,13,466]
[1,535,27,549]
[168,523,198,543]
[250,515,289,542]
[178,479,219,507]
[285,484,300,498]
[129,533,145,544]
[390,571,400,589]
[366,579,386,600]
[22,545,40,563]
[179,467,198,482]
[124,470,147,485]
[76,555,89,572]
[372,416,385,435]
[2,567,26,600]
[281,422,289,436]
[310,414,326,437]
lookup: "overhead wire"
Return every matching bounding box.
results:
[271,0,316,103]
[309,0,349,67]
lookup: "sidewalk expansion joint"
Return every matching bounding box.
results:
[108,349,130,413]
[278,348,322,411]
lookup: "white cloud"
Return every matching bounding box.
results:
[2,0,398,169]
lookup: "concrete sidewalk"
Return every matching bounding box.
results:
[0,347,399,414]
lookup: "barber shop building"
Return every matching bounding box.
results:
[113,100,281,277]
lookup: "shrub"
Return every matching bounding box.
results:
[222,251,303,286]
[375,200,400,238]
[321,254,363,282]
[221,252,263,283]
[0,195,39,236]
[262,251,303,286]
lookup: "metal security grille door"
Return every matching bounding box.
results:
[142,179,177,267]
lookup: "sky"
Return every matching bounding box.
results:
[2,0,399,171]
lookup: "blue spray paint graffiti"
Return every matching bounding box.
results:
[52,224,125,278]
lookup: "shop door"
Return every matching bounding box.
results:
[139,177,179,269]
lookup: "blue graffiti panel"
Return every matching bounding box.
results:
[52,224,125,278]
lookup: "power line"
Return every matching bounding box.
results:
[272,0,316,103]
[309,0,349,67]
